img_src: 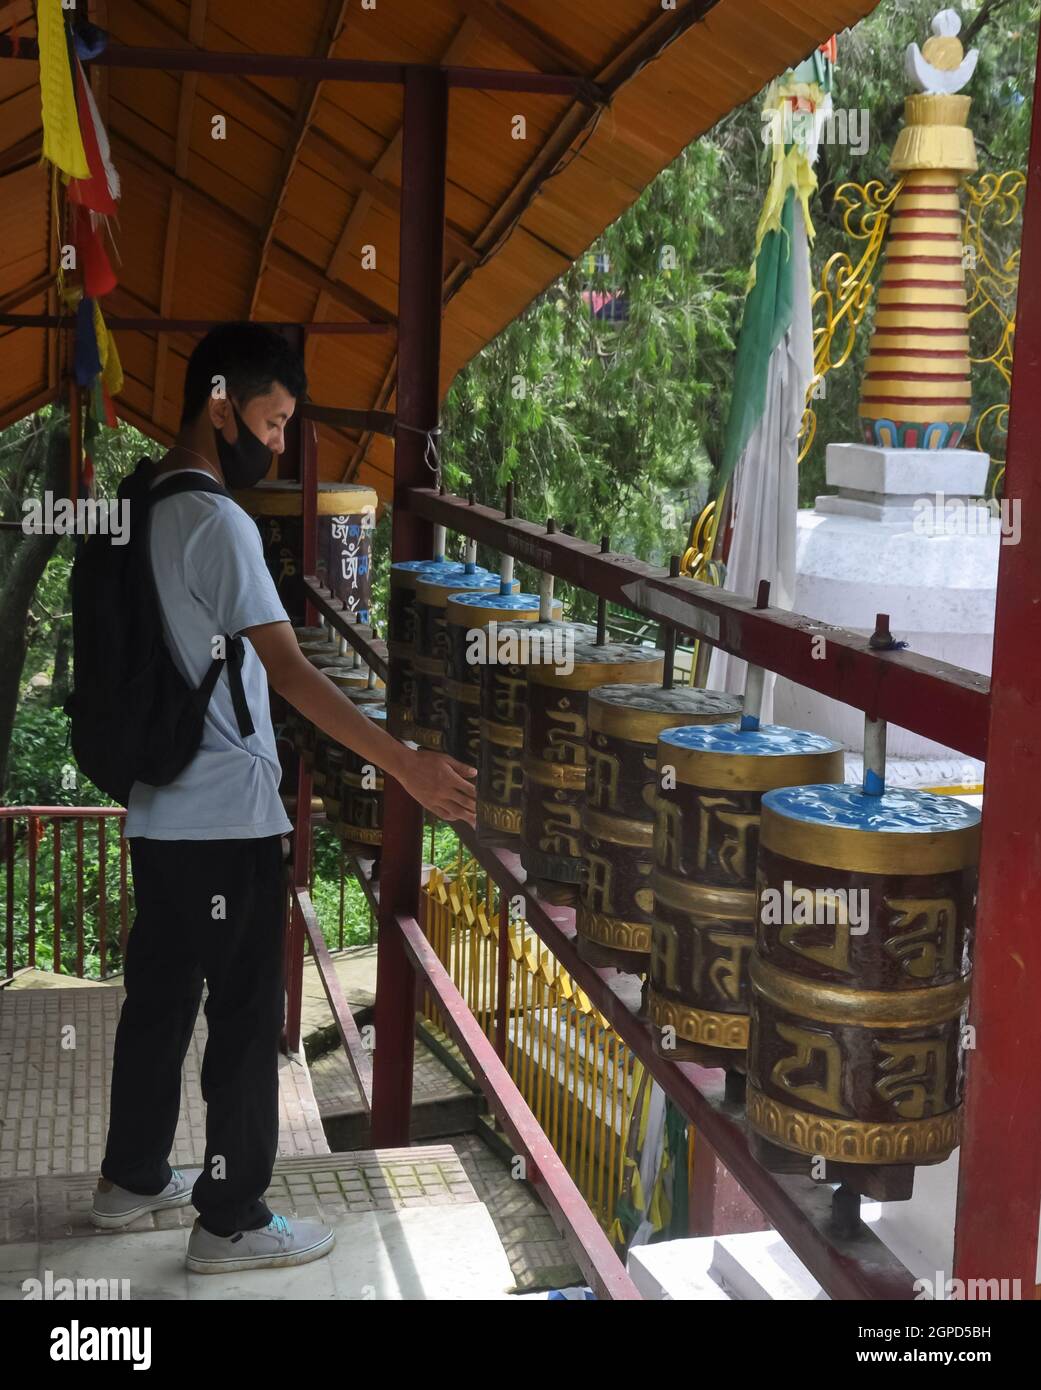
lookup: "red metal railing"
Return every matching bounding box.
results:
[0,806,130,982]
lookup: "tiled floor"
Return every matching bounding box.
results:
[0,985,328,1180]
[0,1147,518,1301]
[0,981,587,1297]
[310,1034,474,1112]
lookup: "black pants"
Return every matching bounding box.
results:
[101,834,286,1236]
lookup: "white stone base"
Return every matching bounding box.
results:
[774,446,1000,760]
[826,443,990,497]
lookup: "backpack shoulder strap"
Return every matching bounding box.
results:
[148,470,231,506]
[146,468,255,738]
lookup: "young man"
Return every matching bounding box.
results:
[91,323,476,1274]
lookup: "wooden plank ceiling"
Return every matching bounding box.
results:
[0,0,881,502]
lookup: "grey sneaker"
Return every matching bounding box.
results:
[91,1167,202,1229]
[186,1213,335,1274]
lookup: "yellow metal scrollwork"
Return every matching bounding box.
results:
[962,171,1023,498]
[799,177,905,464]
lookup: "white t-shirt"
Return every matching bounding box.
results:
[123,469,293,840]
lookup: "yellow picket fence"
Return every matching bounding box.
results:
[418,857,637,1231]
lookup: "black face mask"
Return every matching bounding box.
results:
[214,403,272,489]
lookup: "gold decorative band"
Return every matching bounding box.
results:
[478,802,523,834]
[588,700,738,744]
[412,655,445,677]
[342,770,384,790]
[445,601,559,626]
[443,678,480,704]
[480,718,523,748]
[583,806,653,847]
[523,758,587,789]
[234,483,378,517]
[859,401,972,425]
[527,657,664,690]
[651,871,757,920]
[417,579,515,607]
[759,804,980,874]
[339,825,384,847]
[746,1084,960,1164]
[750,954,970,1029]
[411,725,443,751]
[657,745,844,793]
[647,992,749,1049]
[576,907,652,954]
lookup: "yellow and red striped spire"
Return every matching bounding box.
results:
[859,10,978,449]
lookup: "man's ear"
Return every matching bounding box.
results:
[207,394,232,431]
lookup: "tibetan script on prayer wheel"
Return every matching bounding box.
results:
[521,641,664,899]
[476,621,595,848]
[747,784,980,1167]
[576,684,741,972]
[386,559,465,740]
[411,570,508,751]
[650,724,844,1068]
[443,592,562,764]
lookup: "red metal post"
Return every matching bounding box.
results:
[284,408,318,1054]
[52,819,61,974]
[953,34,1041,1296]
[5,819,13,980]
[371,65,448,1148]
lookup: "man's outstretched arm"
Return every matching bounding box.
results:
[244,620,476,827]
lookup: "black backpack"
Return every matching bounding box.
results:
[64,458,255,807]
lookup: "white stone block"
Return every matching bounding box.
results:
[826,443,990,497]
[626,1236,732,1300]
[709,1231,828,1300]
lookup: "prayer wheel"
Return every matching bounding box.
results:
[387,559,466,740]
[291,683,383,772]
[443,592,564,764]
[234,480,377,625]
[577,686,742,972]
[411,571,516,752]
[747,784,980,1170]
[476,620,596,848]
[522,641,664,901]
[320,704,387,852]
[650,725,844,1067]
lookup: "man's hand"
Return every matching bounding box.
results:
[243,620,479,828]
[397,748,477,828]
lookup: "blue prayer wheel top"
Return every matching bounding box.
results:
[391,559,472,578]
[761,783,980,834]
[659,723,842,758]
[759,783,981,874]
[445,591,558,615]
[657,723,845,793]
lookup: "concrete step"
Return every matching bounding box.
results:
[0,1145,518,1300]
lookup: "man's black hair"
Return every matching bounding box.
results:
[181,322,308,426]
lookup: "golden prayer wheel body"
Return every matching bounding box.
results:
[321,704,387,851]
[747,784,980,1169]
[444,592,563,765]
[650,724,845,1067]
[521,642,664,901]
[577,685,742,972]
[386,560,466,740]
[234,481,377,626]
[476,621,596,848]
[411,571,514,752]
